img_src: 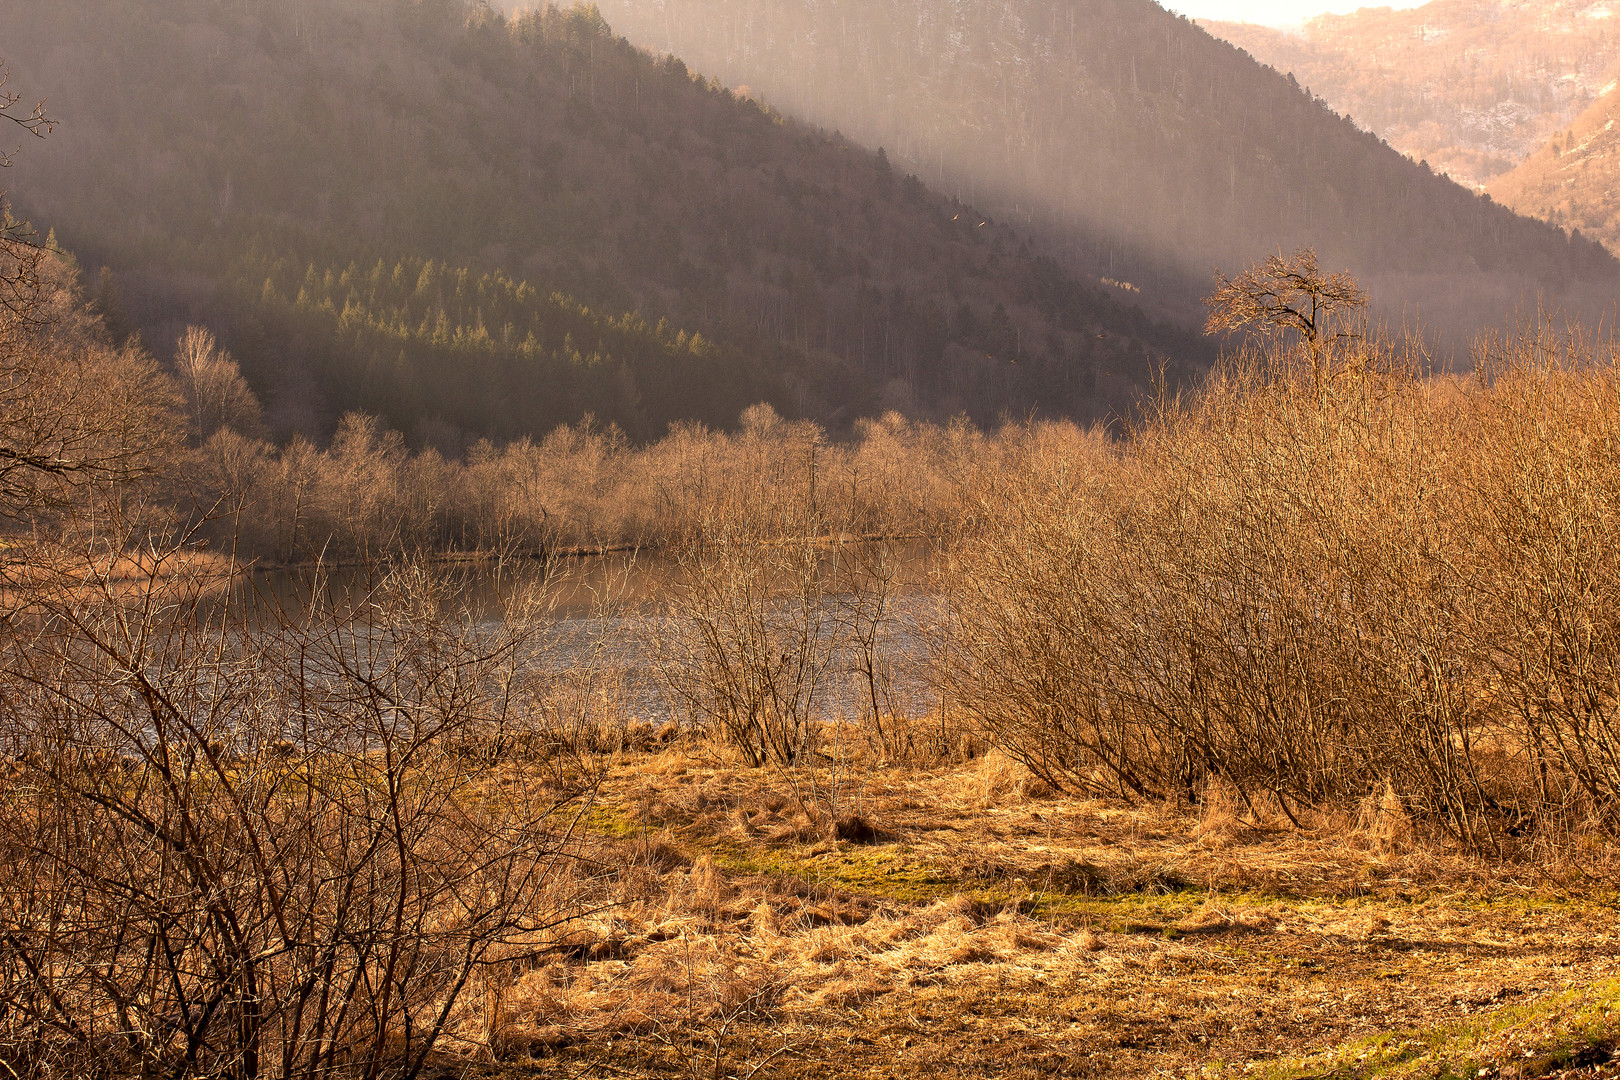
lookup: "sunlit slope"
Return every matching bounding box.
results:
[1205,0,1620,190]
[590,0,1619,338]
[1490,85,1620,254]
[0,0,1195,442]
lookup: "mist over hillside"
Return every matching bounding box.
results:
[586,0,1619,342]
[0,0,1198,446]
[1204,0,1620,190]
[1201,0,1620,256]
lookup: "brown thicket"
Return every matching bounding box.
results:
[0,555,600,1080]
[651,409,932,822]
[188,401,1004,560]
[941,308,1620,851]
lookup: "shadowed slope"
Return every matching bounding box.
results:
[589,0,1620,340]
[0,0,1197,443]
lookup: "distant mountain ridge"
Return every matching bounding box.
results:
[587,0,1619,341]
[0,0,1198,444]
[1202,0,1620,190]
[1489,83,1620,253]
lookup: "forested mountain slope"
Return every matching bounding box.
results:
[0,0,1194,444]
[1490,85,1620,252]
[587,0,1619,339]
[1205,0,1620,190]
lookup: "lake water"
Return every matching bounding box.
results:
[244,549,942,727]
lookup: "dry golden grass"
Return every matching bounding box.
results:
[0,544,238,609]
[442,740,1620,1080]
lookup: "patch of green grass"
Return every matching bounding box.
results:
[817,849,958,899]
[1447,890,1620,916]
[698,837,1252,931]
[1243,977,1620,1080]
[578,799,641,838]
[702,842,958,901]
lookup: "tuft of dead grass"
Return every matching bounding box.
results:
[1355,780,1417,855]
[1193,777,1251,845]
[973,747,1054,807]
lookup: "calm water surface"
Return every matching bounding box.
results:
[245,551,940,724]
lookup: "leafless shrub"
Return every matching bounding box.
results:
[651,432,945,822]
[1460,321,1620,834]
[0,544,598,1079]
[834,537,917,762]
[172,326,266,443]
[656,513,835,772]
[513,557,642,763]
[942,263,1620,853]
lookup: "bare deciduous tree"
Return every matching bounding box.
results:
[173,326,266,443]
[0,60,52,327]
[1205,247,1368,382]
[0,258,180,548]
[0,71,178,541]
[0,61,52,159]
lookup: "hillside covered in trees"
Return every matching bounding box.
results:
[0,0,1197,445]
[586,0,1620,339]
[1490,83,1620,252]
[1205,0,1620,190]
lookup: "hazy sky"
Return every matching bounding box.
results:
[1164,0,1429,26]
